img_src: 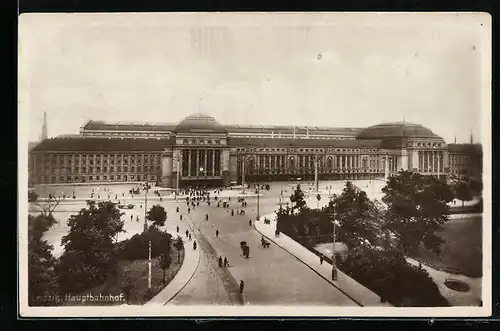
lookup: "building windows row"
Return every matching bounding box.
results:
[37,174,158,184]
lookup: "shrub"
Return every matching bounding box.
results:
[338,247,449,307]
[117,227,172,260]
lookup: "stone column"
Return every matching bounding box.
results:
[212,149,216,176]
[161,153,173,187]
[222,149,230,186]
[384,155,389,179]
[188,149,191,177]
[204,150,208,176]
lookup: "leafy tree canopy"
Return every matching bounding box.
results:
[290,184,307,213]
[147,204,167,227]
[28,214,57,306]
[56,201,125,294]
[382,171,454,254]
[329,181,385,249]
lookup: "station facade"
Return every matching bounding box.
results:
[29,113,482,188]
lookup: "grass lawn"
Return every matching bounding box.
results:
[411,216,482,278]
[62,243,185,305]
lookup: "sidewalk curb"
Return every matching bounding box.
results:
[253,214,364,307]
[146,222,202,305]
[164,242,202,305]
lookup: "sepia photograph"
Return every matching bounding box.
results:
[18,12,491,317]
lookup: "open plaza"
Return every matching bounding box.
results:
[29,176,482,306]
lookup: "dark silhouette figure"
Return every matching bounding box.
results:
[189,233,192,241]
[193,241,197,250]
[180,214,183,220]
[239,280,244,294]
[188,208,191,213]
[320,255,323,265]
[176,225,179,233]
[231,209,234,216]
[216,229,219,238]
[185,230,189,238]
[224,257,228,267]
[176,206,179,213]
[206,214,209,221]
[218,256,223,267]
[249,219,252,226]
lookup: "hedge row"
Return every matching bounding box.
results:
[116,226,172,260]
[338,247,450,307]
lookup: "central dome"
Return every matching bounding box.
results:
[357,122,441,139]
[174,113,227,134]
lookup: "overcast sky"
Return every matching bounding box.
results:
[19,13,489,143]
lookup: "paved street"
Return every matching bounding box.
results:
[29,179,478,305]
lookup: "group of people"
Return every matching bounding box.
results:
[218,255,229,268]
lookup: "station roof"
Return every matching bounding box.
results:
[448,143,482,155]
[228,137,382,149]
[83,120,176,132]
[357,122,442,140]
[31,137,174,152]
[174,113,227,134]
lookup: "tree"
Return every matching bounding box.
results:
[381,170,454,255]
[329,181,384,249]
[173,236,184,263]
[28,214,58,306]
[454,181,473,207]
[316,193,321,210]
[121,277,135,304]
[469,178,483,197]
[55,201,125,294]
[146,204,167,227]
[290,184,307,213]
[158,241,172,284]
[34,194,62,219]
[28,191,39,203]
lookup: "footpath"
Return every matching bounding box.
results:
[254,213,391,307]
[145,238,201,306]
[406,258,482,306]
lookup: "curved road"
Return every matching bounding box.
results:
[167,187,358,306]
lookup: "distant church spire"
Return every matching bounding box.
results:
[470,132,474,144]
[41,111,48,141]
[454,135,457,144]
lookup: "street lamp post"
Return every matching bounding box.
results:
[176,158,180,194]
[256,183,260,221]
[143,181,150,233]
[148,239,152,290]
[241,156,246,194]
[328,210,338,281]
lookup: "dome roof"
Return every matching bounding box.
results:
[357,122,442,140]
[174,113,227,134]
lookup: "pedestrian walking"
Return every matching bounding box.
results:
[224,257,228,267]
[249,219,252,226]
[185,229,189,238]
[180,214,183,220]
[218,256,223,268]
[130,215,133,221]
[216,229,219,238]
[231,209,234,216]
[176,206,179,213]
[193,241,197,250]
[176,225,179,233]
[320,255,323,265]
[206,214,209,221]
[239,280,244,294]
[189,233,192,241]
